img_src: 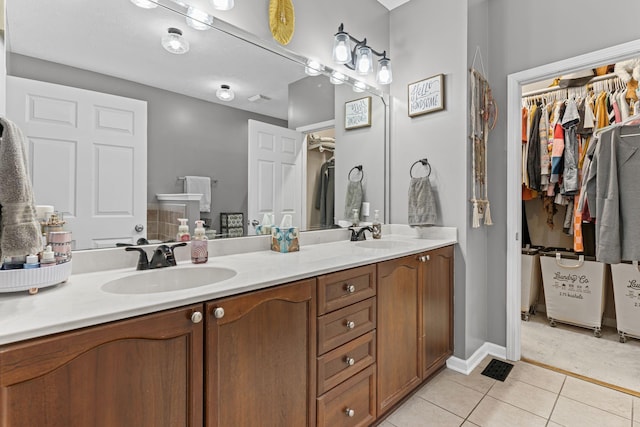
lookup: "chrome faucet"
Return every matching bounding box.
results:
[349,226,373,242]
[125,242,187,270]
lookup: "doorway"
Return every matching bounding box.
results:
[506,40,640,389]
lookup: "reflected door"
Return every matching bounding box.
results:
[248,120,303,230]
[6,76,147,249]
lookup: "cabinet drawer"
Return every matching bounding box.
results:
[318,298,376,355]
[317,265,376,315]
[317,364,376,427]
[317,331,376,395]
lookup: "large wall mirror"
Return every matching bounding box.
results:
[4,0,387,250]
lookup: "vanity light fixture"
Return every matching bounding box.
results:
[331,23,392,84]
[130,0,158,9]
[186,6,213,30]
[352,80,367,93]
[211,0,234,11]
[216,84,235,101]
[304,59,324,76]
[161,27,190,54]
[329,70,346,85]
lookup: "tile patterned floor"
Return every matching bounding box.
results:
[380,357,639,427]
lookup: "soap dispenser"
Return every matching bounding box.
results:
[191,220,208,264]
[372,210,382,239]
[177,218,190,242]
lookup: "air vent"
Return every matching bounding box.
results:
[248,94,271,103]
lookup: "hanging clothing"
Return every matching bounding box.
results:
[315,158,335,227]
[526,106,542,190]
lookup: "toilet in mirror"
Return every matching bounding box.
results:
[4,0,388,250]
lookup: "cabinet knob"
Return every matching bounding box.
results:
[345,283,356,294]
[191,311,203,324]
[418,255,430,262]
[346,320,355,330]
[345,356,355,366]
[345,408,355,417]
[213,307,225,319]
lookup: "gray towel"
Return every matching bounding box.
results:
[343,181,363,220]
[0,117,43,259]
[408,177,437,226]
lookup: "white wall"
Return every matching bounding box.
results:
[485,0,640,346]
[389,0,471,358]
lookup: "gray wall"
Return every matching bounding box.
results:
[484,0,640,348]
[8,53,286,231]
[288,75,334,130]
[389,0,470,358]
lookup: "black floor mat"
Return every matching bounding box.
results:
[481,359,514,381]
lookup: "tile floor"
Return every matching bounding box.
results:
[379,357,639,427]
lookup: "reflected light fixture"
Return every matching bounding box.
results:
[353,81,367,93]
[305,59,324,76]
[211,0,234,11]
[216,84,235,101]
[186,7,213,30]
[331,23,392,84]
[330,70,346,85]
[130,0,158,8]
[161,28,190,54]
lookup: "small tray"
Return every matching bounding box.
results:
[0,261,72,294]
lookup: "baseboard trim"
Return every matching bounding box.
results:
[446,342,507,375]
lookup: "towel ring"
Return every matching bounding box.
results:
[348,165,364,182]
[410,159,431,178]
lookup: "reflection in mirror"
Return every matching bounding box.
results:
[4,0,387,250]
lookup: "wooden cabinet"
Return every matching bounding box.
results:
[0,304,204,427]
[421,245,454,379]
[377,245,455,416]
[206,279,316,427]
[376,255,422,415]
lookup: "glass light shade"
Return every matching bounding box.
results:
[216,85,235,101]
[305,59,324,76]
[355,46,373,75]
[332,33,352,65]
[161,28,189,54]
[376,57,393,84]
[353,81,367,92]
[330,71,346,85]
[130,0,157,8]
[211,0,234,11]
[186,7,213,30]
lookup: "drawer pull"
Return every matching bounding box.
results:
[345,356,355,366]
[345,283,356,294]
[345,408,355,417]
[346,320,355,330]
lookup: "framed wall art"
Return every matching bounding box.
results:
[408,74,445,117]
[344,96,372,130]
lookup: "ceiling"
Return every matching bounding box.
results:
[5,0,309,120]
[376,0,411,10]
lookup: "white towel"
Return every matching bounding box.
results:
[185,176,211,213]
[0,117,43,259]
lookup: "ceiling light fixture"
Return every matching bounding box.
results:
[161,27,190,54]
[331,23,392,84]
[305,59,324,76]
[130,0,158,9]
[211,0,234,11]
[216,84,235,101]
[329,70,346,85]
[186,6,213,30]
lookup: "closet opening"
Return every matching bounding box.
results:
[506,39,640,396]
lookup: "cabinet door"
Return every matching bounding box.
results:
[421,245,454,379]
[376,256,421,415]
[0,304,205,427]
[206,279,316,427]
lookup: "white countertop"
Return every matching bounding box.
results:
[0,226,456,346]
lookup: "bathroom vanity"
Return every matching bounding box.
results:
[0,226,455,427]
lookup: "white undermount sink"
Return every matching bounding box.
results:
[101,266,237,294]
[355,240,411,250]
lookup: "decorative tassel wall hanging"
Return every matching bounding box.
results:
[469,58,497,228]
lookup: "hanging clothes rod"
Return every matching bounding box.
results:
[522,72,620,98]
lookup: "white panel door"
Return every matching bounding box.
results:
[6,76,147,249]
[248,120,303,231]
